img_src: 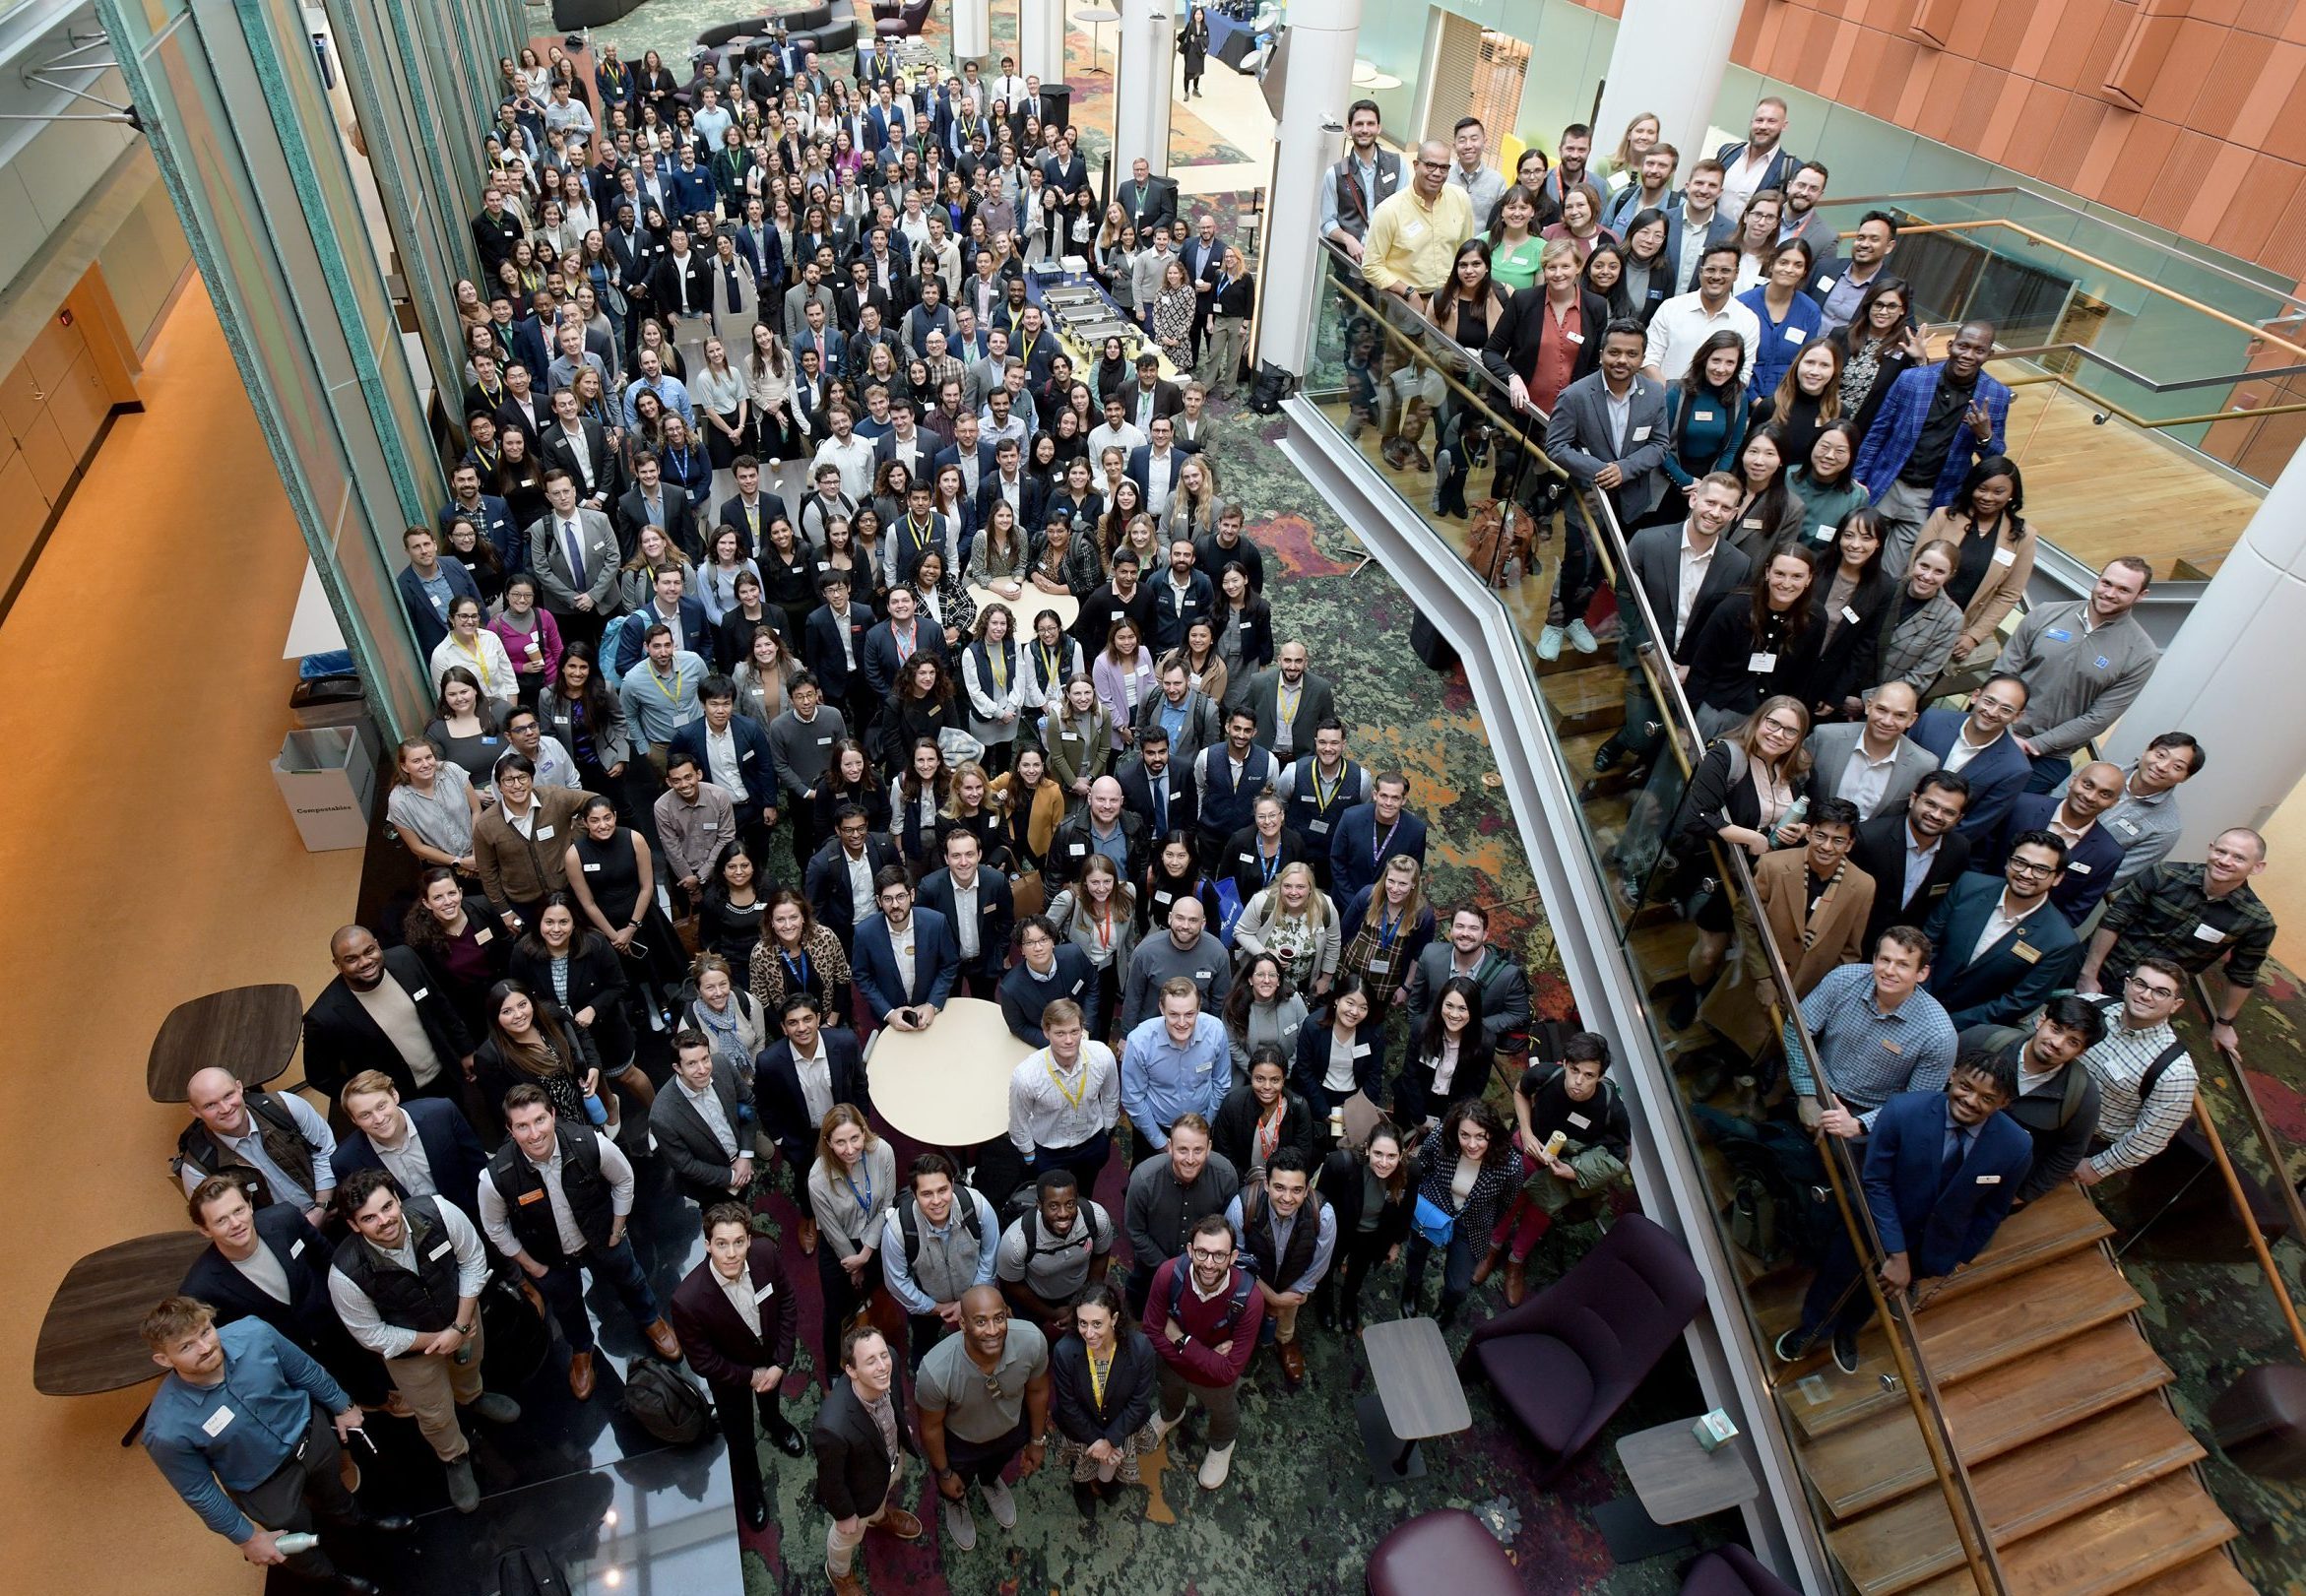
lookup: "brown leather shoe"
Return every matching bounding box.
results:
[799,1216,818,1255]
[1505,1258,1528,1307]
[1276,1338,1306,1388]
[882,1506,924,1541]
[826,1562,867,1596]
[339,1449,362,1495]
[646,1318,683,1361]
[1470,1245,1504,1287]
[568,1351,596,1400]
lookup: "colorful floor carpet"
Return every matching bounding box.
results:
[587,0,1251,171]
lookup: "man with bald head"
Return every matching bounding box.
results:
[1121,889,1233,1031]
[1360,140,1474,308]
[915,1283,1051,1552]
[300,925,475,1102]
[1806,679,1935,822]
[1240,641,1336,763]
[1987,760,2127,926]
[175,1067,337,1222]
[2082,827,2275,1058]
[1047,774,1150,885]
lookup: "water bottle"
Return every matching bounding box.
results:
[1769,796,1810,847]
[583,1091,609,1126]
[273,1532,321,1556]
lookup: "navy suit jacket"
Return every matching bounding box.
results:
[612,598,715,675]
[918,866,1015,985]
[1920,872,2083,1029]
[860,618,947,698]
[1983,794,2125,926]
[804,603,875,699]
[1327,803,1430,900]
[804,834,904,949]
[1863,1090,2030,1279]
[996,945,1098,1047]
[851,907,961,1018]
[180,1203,344,1351]
[670,715,782,818]
[1910,710,2034,842]
[397,556,483,660]
[933,439,1000,490]
[1125,445,1184,502]
[438,494,521,571]
[327,1097,490,1218]
[752,1026,870,1159]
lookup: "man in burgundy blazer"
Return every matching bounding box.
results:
[669,1204,807,1529]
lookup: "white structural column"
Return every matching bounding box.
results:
[1021,0,1065,87]
[1255,0,1361,375]
[1111,0,1174,178]
[2106,453,2306,851]
[1594,0,1743,180]
[952,0,991,63]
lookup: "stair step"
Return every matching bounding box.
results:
[1755,1186,2114,1338]
[2122,1553,2257,1595]
[1902,1471,2235,1596]
[1782,1250,2143,1439]
[1826,1398,2204,1595]
[1538,661,1625,735]
[1800,1321,2174,1518]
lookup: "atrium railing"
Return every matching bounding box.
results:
[1299,236,2008,1593]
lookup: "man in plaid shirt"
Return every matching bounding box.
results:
[2073,957,2194,1187]
[2078,828,2274,1059]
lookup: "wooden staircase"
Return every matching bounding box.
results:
[1762,1187,2244,1595]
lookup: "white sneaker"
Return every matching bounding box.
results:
[942,1494,978,1550]
[1198,1441,1234,1490]
[982,1475,1016,1529]
[1566,619,1598,654]
[1536,625,1564,661]
[1149,1410,1178,1444]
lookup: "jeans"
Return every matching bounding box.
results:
[536,1235,662,1354]
[1401,1228,1478,1311]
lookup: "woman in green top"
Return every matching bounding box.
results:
[1638,331,1748,531]
[1784,419,1870,550]
[1486,185,1547,292]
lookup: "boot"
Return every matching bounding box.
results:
[1505,1257,1529,1306]
[1436,1291,1464,1330]
[827,1562,867,1596]
[1341,1291,1364,1334]
[1470,1244,1505,1287]
[1072,1481,1100,1524]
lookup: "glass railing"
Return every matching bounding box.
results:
[1299,238,2009,1593]
[1813,189,2298,579]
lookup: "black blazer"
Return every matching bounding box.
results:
[803,603,875,699]
[1290,1021,1386,1121]
[1318,1146,1418,1252]
[753,1027,871,1163]
[1803,571,1893,713]
[918,866,1016,985]
[813,1367,920,1520]
[180,1204,342,1351]
[615,482,697,560]
[1480,287,1610,401]
[1618,525,1752,663]
[327,1096,490,1218]
[1849,809,1973,950]
[509,936,635,1070]
[804,835,903,948]
[301,945,476,1101]
[1050,1328,1158,1447]
[670,1238,800,1392]
[1221,823,1310,905]
[1209,1083,1319,1173]
[654,1055,750,1199]
[1681,598,1831,723]
[1116,756,1198,840]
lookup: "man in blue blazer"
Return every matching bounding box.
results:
[917,827,1014,996]
[1327,775,1431,901]
[328,1076,491,1219]
[1982,763,2128,927]
[671,679,782,832]
[1908,678,2033,843]
[1920,833,2082,1029]
[860,586,947,699]
[1126,424,1185,507]
[397,528,483,661]
[1776,1053,2028,1372]
[611,572,714,675]
[851,867,961,1032]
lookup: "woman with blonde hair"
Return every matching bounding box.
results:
[1233,862,1341,996]
[806,1103,897,1366]
[1336,853,1434,1013]
[1047,853,1139,1041]
[1161,453,1223,545]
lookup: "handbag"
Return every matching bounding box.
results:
[1338,1089,1384,1153]
[1213,875,1245,942]
[1411,1193,1457,1247]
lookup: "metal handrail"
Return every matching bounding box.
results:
[1313,238,2011,1593]
[1989,362,2306,434]
[2183,971,2306,1357]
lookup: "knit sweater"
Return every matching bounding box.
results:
[1142,1254,1262,1387]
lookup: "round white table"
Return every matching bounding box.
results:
[970,583,1079,633]
[864,995,1034,1145]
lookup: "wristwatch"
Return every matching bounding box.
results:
[455,1321,477,1337]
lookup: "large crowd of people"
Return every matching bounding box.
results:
[129,24,2287,1596]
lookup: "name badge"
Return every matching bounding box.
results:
[2013,941,2042,964]
[480,736,499,746]
[201,1406,236,1437]
[676,707,702,726]
[2192,922,2229,943]
[1069,843,1087,855]
[1152,891,1174,907]
[536,826,554,841]
[1061,732,1080,741]
[1975,1174,2002,1184]
[2093,656,2112,670]
[1309,818,1329,834]
[1992,546,2017,567]
[2113,818,2141,837]
[428,1241,454,1260]
[742,748,757,760]
[703,819,721,830]
[1842,606,1861,625]
[1814,523,1836,543]
[1782,325,1806,343]
[1565,330,1585,346]
[817,735,834,745]
[1568,1112,1592,1129]
[584,862,602,871]
[1929,882,1950,896]
[1239,853,1254,863]
[289,1240,305,1258]
[754,1282,777,1302]
[1195,1059,1213,1072]
[518,1187,546,1204]
[1353,1043,1372,1057]
[1400,218,1428,239]
[474,927,494,944]
[411,987,430,1000]
[1747,652,1777,672]
[1881,1039,1903,1055]
[1817,274,1836,289]
[2067,861,2090,875]
[1367,957,1388,975]
[1694,410,1714,422]
[1742,517,1763,530]
[1632,424,1652,441]
[2044,628,2072,642]
[1194,969,1213,980]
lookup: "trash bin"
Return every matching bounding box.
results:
[271,726,377,853]
[1039,82,1069,132]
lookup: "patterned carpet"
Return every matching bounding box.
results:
[586,0,1251,171]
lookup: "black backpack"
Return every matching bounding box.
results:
[479,1273,549,1390]
[493,1546,573,1596]
[622,1359,713,1444]
[897,1189,984,1266]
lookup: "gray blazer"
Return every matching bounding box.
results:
[529,506,622,616]
[1544,371,1671,526]
[653,1057,748,1195]
[1805,723,1938,821]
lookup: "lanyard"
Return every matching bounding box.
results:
[1086,1346,1111,1409]
[1373,816,1400,864]
[1045,1053,1089,1109]
[1037,642,1062,684]
[652,664,685,701]
[840,1165,874,1214]
[1256,839,1280,885]
[989,645,1008,691]
[1312,763,1341,811]
[1089,900,1114,950]
[779,948,812,990]
[1377,910,1401,948]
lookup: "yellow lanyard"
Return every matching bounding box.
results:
[1046,1052,1089,1108]
[989,646,1008,691]
[1278,682,1301,724]
[1313,762,1341,811]
[1086,1346,1111,1409]
[652,664,684,701]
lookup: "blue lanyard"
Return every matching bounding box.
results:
[1257,840,1280,884]
[779,949,812,990]
[841,1165,874,1213]
[1377,911,1401,948]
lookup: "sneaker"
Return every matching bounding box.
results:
[468,1391,521,1425]
[941,1494,978,1550]
[1197,1441,1234,1490]
[444,1455,480,1514]
[1772,1327,1809,1363]
[1565,619,1597,654]
[1536,624,1565,661]
[1832,1329,1861,1375]
[1431,448,1452,503]
[982,1475,1016,1530]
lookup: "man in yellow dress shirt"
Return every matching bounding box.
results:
[1359,142,1475,307]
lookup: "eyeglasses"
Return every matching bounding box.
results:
[1415,160,1449,172]
[1187,1247,1235,1264]
[2125,975,2180,1001]
[1760,719,1803,736]
[2006,859,2057,877]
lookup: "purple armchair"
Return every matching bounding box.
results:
[1678,1545,1801,1595]
[1461,1213,1705,1481]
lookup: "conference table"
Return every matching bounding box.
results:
[863,995,1034,1144]
[146,984,305,1103]
[35,1232,211,1396]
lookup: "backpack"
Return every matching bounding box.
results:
[897,1189,984,1267]
[621,1359,713,1444]
[493,1546,574,1596]
[1165,1249,1257,1330]
[1697,1104,1832,1268]
[1966,1025,2094,1130]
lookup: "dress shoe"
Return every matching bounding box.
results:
[769,1421,807,1457]
[1470,1244,1504,1287]
[826,1563,867,1596]
[338,1450,362,1495]
[1341,1297,1364,1334]
[1505,1258,1529,1306]
[645,1317,683,1360]
[351,1510,413,1534]
[445,1455,480,1514]
[568,1351,597,1400]
[798,1216,818,1254]
[381,1390,416,1419]
[468,1391,521,1424]
[742,1495,769,1532]
[1073,1481,1100,1524]
[1276,1338,1306,1389]
[884,1505,924,1540]
[1314,1292,1337,1333]
[1197,1440,1234,1489]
